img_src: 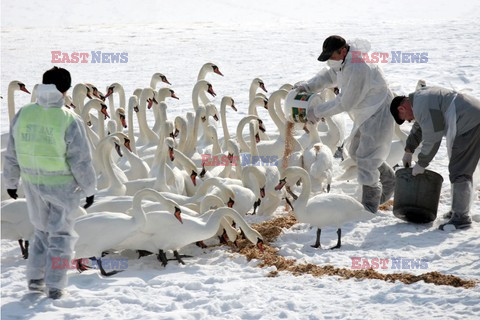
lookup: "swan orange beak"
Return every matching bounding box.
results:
[213,66,223,76]
[104,87,114,99]
[120,115,127,128]
[169,147,175,161]
[161,76,171,85]
[19,84,30,94]
[147,98,154,109]
[170,91,179,100]
[190,171,197,186]
[260,187,265,198]
[275,178,286,191]
[207,84,216,97]
[255,133,260,143]
[124,139,132,152]
[101,104,110,119]
[174,207,183,224]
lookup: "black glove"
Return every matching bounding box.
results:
[83,195,95,209]
[7,189,18,199]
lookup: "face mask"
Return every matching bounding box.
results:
[327,59,343,71]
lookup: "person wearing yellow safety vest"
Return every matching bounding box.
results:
[3,67,96,300]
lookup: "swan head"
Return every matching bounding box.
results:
[10,81,31,94]
[128,96,139,113]
[275,177,287,191]
[221,96,237,112]
[169,89,179,100]
[85,83,105,101]
[116,108,127,128]
[206,103,219,121]
[165,137,175,161]
[227,197,235,208]
[104,84,116,98]
[152,73,171,85]
[174,206,183,224]
[100,102,110,119]
[206,82,216,97]
[252,78,268,93]
[203,62,223,76]
[190,170,198,186]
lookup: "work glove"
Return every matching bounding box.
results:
[306,105,321,124]
[412,163,425,176]
[7,189,18,199]
[402,152,413,168]
[293,81,308,93]
[83,195,95,209]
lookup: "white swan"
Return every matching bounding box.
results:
[1,199,86,259]
[104,82,126,119]
[174,115,188,153]
[150,72,171,91]
[197,62,223,105]
[152,88,179,134]
[72,83,92,116]
[218,96,237,150]
[81,98,110,147]
[249,78,268,103]
[1,81,31,149]
[110,132,150,181]
[134,88,158,148]
[120,205,263,266]
[95,135,127,197]
[192,80,216,110]
[275,166,373,249]
[73,188,175,275]
[126,95,139,153]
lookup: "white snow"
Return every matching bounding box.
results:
[1,0,480,319]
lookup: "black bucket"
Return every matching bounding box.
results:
[393,168,444,223]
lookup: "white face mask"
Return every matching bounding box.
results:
[327,59,343,71]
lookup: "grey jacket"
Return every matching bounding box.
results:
[405,86,480,167]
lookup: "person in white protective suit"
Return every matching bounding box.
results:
[3,67,96,299]
[295,35,395,213]
[390,87,480,230]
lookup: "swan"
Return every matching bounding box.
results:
[30,83,39,103]
[134,88,158,148]
[1,199,86,259]
[104,82,126,119]
[1,81,30,149]
[197,62,223,105]
[184,105,207,161]
[249,78,268,103]
[120,205,263,266]
[150,72,171,91]
[275,166,373,249]
[81,98,110,147]
[126,96,139,153]
[251,90,304,164]
[197,103,220,147]
[170,144,202,196]
[73,188,179,275]
[109,132,150,181]
[236,115,265,153]
[191,80,216,110]
[218,96,237,150]
[152,88,179,134]
[200,124,222,156]
[114,107,127,131]
[72,83,92,116]
[302,122,334,193]
[6,80,30,123]
[174,115,188,153]
[95,135,127,197]
[247,96,270,141]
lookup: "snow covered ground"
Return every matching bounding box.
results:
[1,0,480,319]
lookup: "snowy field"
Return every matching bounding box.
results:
[1,0,480,319]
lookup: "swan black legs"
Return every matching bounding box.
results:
[311,228,322,248]
[330,228,342,250]
[157,250,168,267]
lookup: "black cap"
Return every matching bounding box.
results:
[390,95,407,125]
[42,66,71,93]
[318,35,347,61]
